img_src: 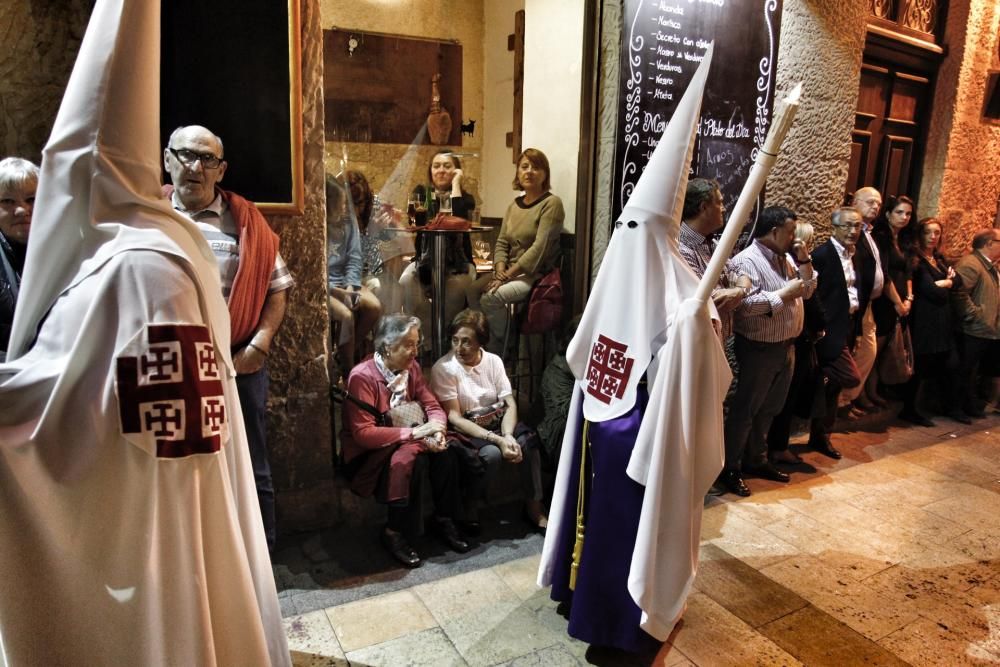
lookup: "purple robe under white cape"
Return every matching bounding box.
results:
[538,44,730,643]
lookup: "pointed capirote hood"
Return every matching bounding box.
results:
[7,0,228,361]
[565,44,714,422]
[619,43,714,245]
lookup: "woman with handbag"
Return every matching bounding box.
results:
[399,151,477,343]
[466,148,564,353]
[341,314,472,568]
[899,218,966,425]
[859,195,916,410]
[430,310,547,531]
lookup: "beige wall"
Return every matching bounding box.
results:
[482,0,525,219]
[919,0,1000,254]
[522,0,585,233]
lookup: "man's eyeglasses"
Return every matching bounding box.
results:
[833,223,861,230]
[169,147,223,169]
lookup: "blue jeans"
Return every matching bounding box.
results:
[236,365,275,552]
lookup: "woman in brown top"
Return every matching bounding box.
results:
[467,148,564,352]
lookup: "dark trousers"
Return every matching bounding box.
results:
[724,335,795,470]
[958,334,1000,412]
[236,365,275,552]
[901,349,960,415]
[387,447,463,536]
[809,377,843,443]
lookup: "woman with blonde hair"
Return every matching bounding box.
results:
[0,157,39,361]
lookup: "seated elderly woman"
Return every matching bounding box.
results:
[341,314,472,568]
[0,157,38,362]
[430,309,547,530]
[326,173,382,373]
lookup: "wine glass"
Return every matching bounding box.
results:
[438,193,452,216]
[407,194,421,226]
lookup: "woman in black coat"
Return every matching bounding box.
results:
[898,217,966,426]
[864,194,916,407]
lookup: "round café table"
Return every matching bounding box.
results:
[384,224,494,359]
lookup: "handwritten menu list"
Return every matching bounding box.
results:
[613,0,784,231]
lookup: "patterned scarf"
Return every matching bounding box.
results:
[374,351,409,408]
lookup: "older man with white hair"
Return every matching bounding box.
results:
[840,186,910,415]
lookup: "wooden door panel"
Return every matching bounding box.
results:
[878,134,914,197]
[849,129,874,197]
[850,57,930,202]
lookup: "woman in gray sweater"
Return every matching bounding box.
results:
[467,148,563,352]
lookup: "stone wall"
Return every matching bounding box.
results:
[0,0,336,534]
[589,0,868,270]
[919,0,1000,254]
[765,0,869,237]
[590,0,623,283]
[0,0,91,159]
[266,0,336,533]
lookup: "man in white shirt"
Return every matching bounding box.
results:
[719,206,816,496]
[808,207,866,457]
[841,186,908,414]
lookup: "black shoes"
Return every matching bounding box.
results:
[808,436,842,459]
[381,529,421,568]
[717,470,751,497]
[456,520,482,537]
[743,462,790,483]
[946,410,973,425]
[898,410,934,427]
[431,517,472,553]
[769,450,803,465]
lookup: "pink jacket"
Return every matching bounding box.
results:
[341,357,446,499]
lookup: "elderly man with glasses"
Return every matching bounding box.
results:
[806,206,868,458]
[163,125,294,554]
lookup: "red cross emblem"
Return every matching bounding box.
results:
[585,334,634,405]
[116,324,226,457]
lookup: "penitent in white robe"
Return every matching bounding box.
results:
[0,0,289,661]
[538,45,731,642]
[0,246,289,665]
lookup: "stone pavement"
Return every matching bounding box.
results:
[277,410,1000,666]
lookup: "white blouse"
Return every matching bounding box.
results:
[430,349,512,414]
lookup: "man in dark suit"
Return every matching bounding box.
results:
[808,207,867,458]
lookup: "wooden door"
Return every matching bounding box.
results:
[848,60,933,201]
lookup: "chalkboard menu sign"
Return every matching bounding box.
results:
[613,0,783,233]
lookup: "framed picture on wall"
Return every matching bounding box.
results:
[323,28,463,146]
[161,0,304,215]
